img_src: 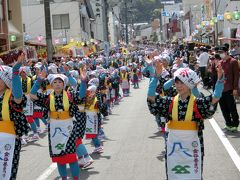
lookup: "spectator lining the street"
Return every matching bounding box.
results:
[217,46,239,132]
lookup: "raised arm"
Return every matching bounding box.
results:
[30,68,47,100]
[12,52,25,104]
[79,65,87,99]
[64,64,77,87]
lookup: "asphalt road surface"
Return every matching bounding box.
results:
[18,79,240,180]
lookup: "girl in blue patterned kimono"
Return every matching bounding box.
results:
[30,65,87,180]
[0,53,30,180]
[147,60,224,180]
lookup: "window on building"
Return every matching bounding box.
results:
[52,14,70,30]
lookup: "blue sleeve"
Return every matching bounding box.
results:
[148,77,158,96]
[79,80,86,99]
[65,70,77,87]
[43,64,49,74]
[163,79,174,90]
[213,80,224,99]
[59,66,65,74]
[12,63,23,99]
[30,78,43,95]
[142,64,155,77]
[68,76,77,87]
[191,86,201,97]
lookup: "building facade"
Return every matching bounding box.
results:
[0,0,23,53]
[21,0,95,45]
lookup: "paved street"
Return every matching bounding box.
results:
[18,79,240,180]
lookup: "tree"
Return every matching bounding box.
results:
[133,0,161,23]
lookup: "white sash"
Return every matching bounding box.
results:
[85,111,98,135]
[23,95,33,116]
[49,119,73,155]
[121,80,129,89]
[110,89,115,98]
[106,91,111,100]
[0,133,16,180]
[167,129,201,180]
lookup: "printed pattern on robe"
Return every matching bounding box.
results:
[147,95,217,157]
[9,138,21,180]
[34,91,86,157]
[0,93,30,179]
[10,95,31,137]
[22,79,28,93]
[156,72,171,95]
[96,91,108,116]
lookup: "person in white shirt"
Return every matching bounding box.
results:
[197,47,209,87]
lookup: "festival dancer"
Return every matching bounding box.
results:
[19,66,40,141]
[147,59,224,180]
[30,65,87,180]
[0,53,30,180]
[120,66,130,97]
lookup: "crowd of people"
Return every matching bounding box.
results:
[0,48,145,180]
[0,41,239,180]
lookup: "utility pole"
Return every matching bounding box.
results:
[159,3,164,43]
[44,0,53,62]
[214,0,219,45]
[189,6,192,36]
[124,0,128,44]
[102,0,109,42]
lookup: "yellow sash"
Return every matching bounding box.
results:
[167,94,197,130]
[85,97,99,113]
[21,77,31,94]
[32,75,37,81]
[49,91,71,120]
[121,72,127,80]
[0,89,15,135]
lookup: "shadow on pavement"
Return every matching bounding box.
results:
[53,168,100,180]
[90,153,111,160]
[148,131,165,139]
[224,130,240,138]
[109,113,120,116]
[80,168,100,180]
[156,150,166,162]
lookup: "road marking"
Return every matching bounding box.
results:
[36,163,57,180]
[209,118,240,172]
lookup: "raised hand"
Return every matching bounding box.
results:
[144,55,152,65]
[12,51,25,71]
[38,68,47,80]
[216,63,223,80]
[63,64,69,72]
[80,65,87,80]
[15,50,25,65]
[155,60,163,77]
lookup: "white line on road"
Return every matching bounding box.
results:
[209,118,240,172]
[36,163,57,180]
